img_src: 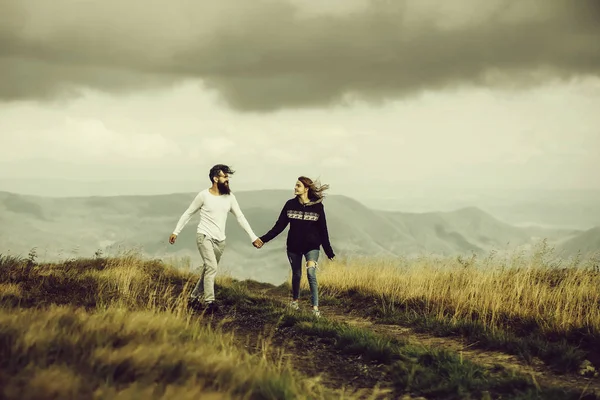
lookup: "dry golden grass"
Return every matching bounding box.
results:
[0,305,328,399]
[3,244,599,398]
[0,282,22,299]
[79,251,194,313]
[314,244,600,337]
[0,251,332,400]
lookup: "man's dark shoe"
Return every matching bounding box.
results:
[188,296,202,310]
[204,301,219,314]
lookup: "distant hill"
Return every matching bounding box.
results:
[0,190,590,284]
[556,227,600,258]
[379,206,562,255]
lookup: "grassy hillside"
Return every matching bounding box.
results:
[1,246,599,399]
[0,254,326,399]
[317,242,600,373]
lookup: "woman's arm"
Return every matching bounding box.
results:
[260,202,290,243]
[319,204,335,259]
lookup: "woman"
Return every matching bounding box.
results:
[258,176,336,318]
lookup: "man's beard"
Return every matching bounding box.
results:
[217,181,231,195]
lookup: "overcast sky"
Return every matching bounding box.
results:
[1,0,599,202]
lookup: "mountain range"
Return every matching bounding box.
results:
[0,190,596,284]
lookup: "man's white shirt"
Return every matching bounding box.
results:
[172,189,258,242]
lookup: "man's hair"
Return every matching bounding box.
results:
[209,164,235,183]
[298,176,329,201]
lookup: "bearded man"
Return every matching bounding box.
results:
[169,164,262,310]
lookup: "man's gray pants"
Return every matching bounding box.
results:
[190,233,225,303]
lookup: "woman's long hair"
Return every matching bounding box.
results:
[298,176,330,201]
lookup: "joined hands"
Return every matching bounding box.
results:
[253,238,264,249]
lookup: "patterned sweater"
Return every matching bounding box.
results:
[259,197,335,259]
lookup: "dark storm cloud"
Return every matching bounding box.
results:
[1,0,599,111]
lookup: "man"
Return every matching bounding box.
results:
[169,164,263,310]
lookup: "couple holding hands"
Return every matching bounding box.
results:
[169,164,335,317]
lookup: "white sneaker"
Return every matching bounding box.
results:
[312,309,321,318]
[289,301,299,310]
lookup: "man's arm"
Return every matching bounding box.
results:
[230,195,259,242]
[260,202,289,244]
[172,191,204,236]
[319,204,335,260]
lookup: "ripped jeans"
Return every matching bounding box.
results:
[287,249,320,307]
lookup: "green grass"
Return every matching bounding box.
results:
[327,287,595,375]
[391,313,587,374]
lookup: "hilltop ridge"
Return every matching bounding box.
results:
[1,252,599,399]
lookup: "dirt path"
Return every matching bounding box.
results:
[260,285,600,398]
[201,282,600,399]
[206,289,396,399]
[325,314,600,396]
